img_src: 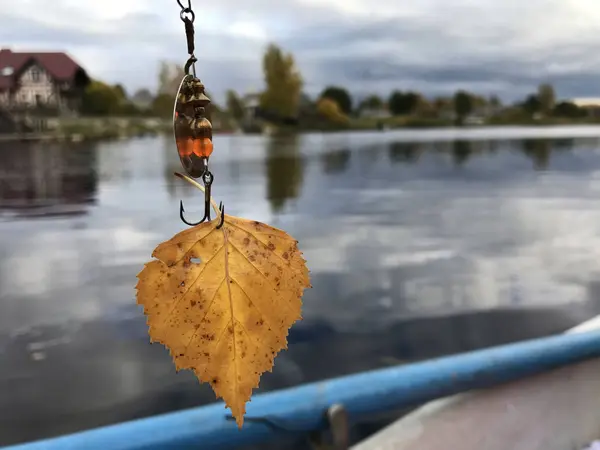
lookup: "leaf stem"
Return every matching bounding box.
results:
[174,172,223,221]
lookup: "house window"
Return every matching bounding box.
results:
[1,66,13,76]
[31,67,40,82]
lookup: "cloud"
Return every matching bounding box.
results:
[3,0,600,102]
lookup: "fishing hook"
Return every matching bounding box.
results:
[179,170,225,229]
[179,201,225,228]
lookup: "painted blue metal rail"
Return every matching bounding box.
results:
[4,329,600,450]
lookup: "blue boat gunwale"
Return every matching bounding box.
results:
[4,329,600,450]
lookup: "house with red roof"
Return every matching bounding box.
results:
[0,48,90,115]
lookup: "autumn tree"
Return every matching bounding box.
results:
[489,95,502,109]
[152,60,219,118]
[151,93,174,118]
[470,94,488,110]
[226,89,245,121]
[150,61,185,118]
[432,96,453,117]
[114,84,128,100]
[80,80,125,116]
[388,91,420,115]
[488,95,502,115]
[537,83,556,116]
[316,97,349,125]
[157,61,185,95]
[358,94,384,111]
[554,101,585,118]
[260,43,303,120]
[453,90,473,124]
[521,94,541,116]
[131,88,154,111]
[414,96,434,117]
[319,86,352,115]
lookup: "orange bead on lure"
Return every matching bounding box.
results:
[173,0,224,228]
[173,75,214,177]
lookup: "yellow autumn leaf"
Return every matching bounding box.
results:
[135,176,311,428]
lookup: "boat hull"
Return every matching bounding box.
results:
[352,317,600,450]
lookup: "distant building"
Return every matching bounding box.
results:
[238,92,262,132]
[242,92,260,118]
[131,88,154,111]
[0,48,90,115]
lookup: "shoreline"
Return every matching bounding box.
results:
[2,118,600,143]
[0,130,167,143]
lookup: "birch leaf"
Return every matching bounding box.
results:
[136,214,311,427]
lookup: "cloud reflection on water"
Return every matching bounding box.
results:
[2,130,600,333]
[3,129,600,447]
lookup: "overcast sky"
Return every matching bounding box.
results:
[3,0,600,104]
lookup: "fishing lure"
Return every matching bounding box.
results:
[174,0,224,228]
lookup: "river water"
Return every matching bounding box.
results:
[3,126,600,446]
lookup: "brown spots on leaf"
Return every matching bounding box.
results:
[135,215,311,428]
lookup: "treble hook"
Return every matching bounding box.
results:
[179,170,225,229]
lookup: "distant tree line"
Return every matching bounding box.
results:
[78,44,592,129]
[79,61,219,119]
[221,44,591,129]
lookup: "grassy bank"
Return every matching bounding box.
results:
[4,113,600,143]
[350,115,454,130]
[486,115,600,127]
[0,116,174,142]
[51,117,172,140]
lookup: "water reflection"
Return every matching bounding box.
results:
[161,136,198,199]
[321,148,352,174]
[521,139,552,170]
[388,142,422,164]
[2,129,600,447]
[265,134,305,212]
[0,302,595,448]
[0,141,97,217]
[452,140,473,166]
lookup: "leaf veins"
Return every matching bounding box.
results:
[135,215,311,427]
